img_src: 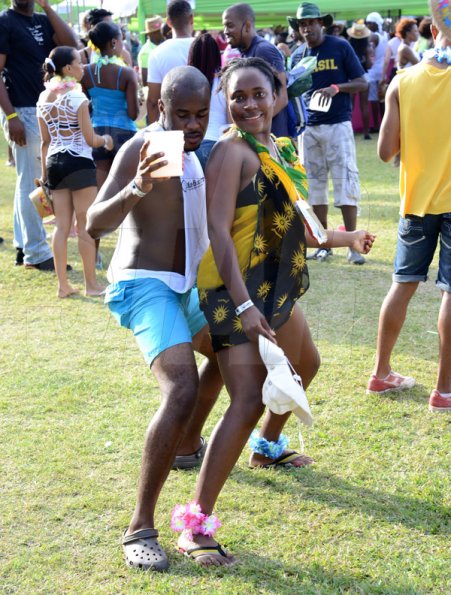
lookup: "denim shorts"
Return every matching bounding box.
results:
[393,214,451,292]
[105,277,207,366]
[47,152,97,190]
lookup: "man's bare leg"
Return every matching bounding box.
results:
[126,343,200,534]
[437,291,451,393]
[340,204,357,231]
[373,281,419,379]
[313,204,328,229]
[176,325,223,455]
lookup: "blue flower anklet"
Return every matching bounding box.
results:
[248,430,289,459]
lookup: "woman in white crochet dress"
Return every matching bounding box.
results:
[37,46,113,298]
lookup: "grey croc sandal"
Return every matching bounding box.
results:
[172,436,207,470]
[123,528,169,571]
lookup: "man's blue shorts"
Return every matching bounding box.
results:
[393,213,451,292]
[105,278,207,366]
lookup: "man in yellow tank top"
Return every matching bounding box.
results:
[367,0,451,413]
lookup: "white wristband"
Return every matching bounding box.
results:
[128,180,147,198]
[235,300,254,316]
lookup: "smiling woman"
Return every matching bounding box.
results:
[172,57,375,567]
[224,59,281,134]
[198,58,308,351]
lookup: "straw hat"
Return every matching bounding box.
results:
[430,0,451,41]
[29,179,53,219]
[329,22,345,34]
[142,16,163,35]
[347,22,371,39]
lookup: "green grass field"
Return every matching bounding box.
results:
[0,134,449,594]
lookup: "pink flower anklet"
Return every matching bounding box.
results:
[171,502,221,538]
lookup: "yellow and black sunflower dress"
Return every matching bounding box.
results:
[197,128,310,352]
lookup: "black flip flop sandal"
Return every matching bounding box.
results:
[179,542,233,564]
[250,450,313,469]
[172,436,207,470]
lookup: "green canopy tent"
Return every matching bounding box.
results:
[137,0,430,31]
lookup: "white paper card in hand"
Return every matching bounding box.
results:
[309,90,332,112]
[294,198,328,244]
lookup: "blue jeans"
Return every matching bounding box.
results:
[393,214,451,292]
[2,107,52,264]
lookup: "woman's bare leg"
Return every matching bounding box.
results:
[52,189,78,298]
[250,303,321,467]
[178,306,320,564]
[72,186,104,296]
[177,341,266,566]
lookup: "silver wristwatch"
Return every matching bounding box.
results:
[128,180,147,198]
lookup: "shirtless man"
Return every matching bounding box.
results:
[86,66,223,571]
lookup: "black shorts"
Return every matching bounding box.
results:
[92,126,136,161]
[47,152,97,191]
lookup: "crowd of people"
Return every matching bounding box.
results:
[1,0,449,572]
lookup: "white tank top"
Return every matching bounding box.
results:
[36,89,92,160]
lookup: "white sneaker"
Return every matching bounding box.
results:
[307,248,332,261]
